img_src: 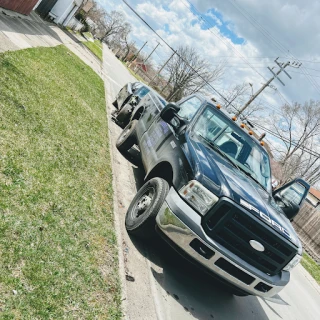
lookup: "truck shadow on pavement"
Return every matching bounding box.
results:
[129,165,286,320]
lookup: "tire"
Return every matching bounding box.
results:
[112,100,118,109]
[116,120,137,153]
[125,178,170,238]
[116,103,133,128]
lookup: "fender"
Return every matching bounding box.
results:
[130,105,145,122]
[145,144,193,190]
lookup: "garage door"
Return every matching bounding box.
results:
[0,0,39,15]
[35,0,58,18]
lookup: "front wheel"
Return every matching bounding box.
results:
[116,103,133,128]
[125,178,170,238]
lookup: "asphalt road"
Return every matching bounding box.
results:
[102,45,320,320]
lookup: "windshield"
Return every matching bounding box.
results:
[136,87,150,98]
[193,106,272,191]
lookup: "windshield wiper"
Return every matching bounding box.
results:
[198,134,241,170]
[239,168,268,192]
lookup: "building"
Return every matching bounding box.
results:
[306,187,320,208]
[0,0,39,15]
[35,0,84,27]
[82,0,93,13]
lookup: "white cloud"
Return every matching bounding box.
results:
[206,11,222,26]
[97,0,320,107]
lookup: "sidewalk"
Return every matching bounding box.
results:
[0,8,102,77]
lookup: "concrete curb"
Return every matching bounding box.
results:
[297,264,320,295]
[102,45,128,319]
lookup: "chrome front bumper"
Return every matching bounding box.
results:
[156,188,289,298]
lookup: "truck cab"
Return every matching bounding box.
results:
[116,93,310,297]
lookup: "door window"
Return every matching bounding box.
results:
[280,183,307,206]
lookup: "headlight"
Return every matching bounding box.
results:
[283,254,302,272]
[179,180,219,215]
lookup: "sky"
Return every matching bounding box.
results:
[97,0,320,111]
[98,1,320,129]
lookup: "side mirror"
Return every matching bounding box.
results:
[160,103,180,123]
[273,178,310,221]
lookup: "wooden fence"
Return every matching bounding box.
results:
[293,202,320,262]
[0,0,39,15]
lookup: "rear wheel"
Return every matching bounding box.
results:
[116,120,137,152]
[112,100,118,109]
[125,178,170,238]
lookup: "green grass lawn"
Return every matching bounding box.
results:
[0,45,121,319]
[82,32,94,40]
[83,40,103,61]
[301,252,320,284]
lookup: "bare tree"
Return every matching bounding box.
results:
[222,83,262,119]
[99,11,131,43]
[164,46,224,101]
[121,37,136,62]
[268,100,320,184]
[85,1,106,31]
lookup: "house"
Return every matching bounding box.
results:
[82,0,93,13]
[0,0,39,15]
[35,0,84,27]
[306,187,320,208]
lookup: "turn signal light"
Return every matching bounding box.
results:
[249,131,253,135]
[217,104,221,109]
[232,116,237,121]
[240,123,245,128]
[260,141,265,146]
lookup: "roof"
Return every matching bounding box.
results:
[310,187,320,200]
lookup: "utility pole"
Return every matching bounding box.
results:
[144,42,161,64]
[236,58,302,117]
[130,41,147,62]
[148,51,176,86]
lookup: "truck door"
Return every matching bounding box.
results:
[139,96,203,170]
[135,92,166,140]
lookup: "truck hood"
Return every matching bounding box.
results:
[185,135,301,249]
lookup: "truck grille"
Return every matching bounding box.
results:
[202,200,297,276]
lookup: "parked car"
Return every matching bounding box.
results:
[115,93,310,297]
[112,82,166,128]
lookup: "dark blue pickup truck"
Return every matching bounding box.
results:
[115,91,310,297]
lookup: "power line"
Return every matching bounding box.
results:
[122,0,237,106]
[181,0,268,81]
[228,0,320,95]
[251,122,320,158]
[180,0,319,116]
[213,65,320,72]
[204,56,320,63]
[290,71,320,79]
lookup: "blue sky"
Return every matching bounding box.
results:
[200,9,245,45]
[97,0,320,108]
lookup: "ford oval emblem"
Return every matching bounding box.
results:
[249,240,265,252]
